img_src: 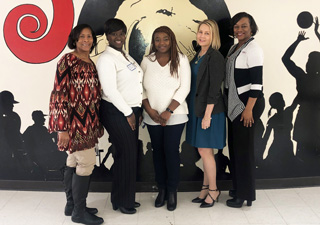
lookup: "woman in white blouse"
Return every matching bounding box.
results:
[96,18,143,215]
[141,26,191,211]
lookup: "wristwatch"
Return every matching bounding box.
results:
[166,108,174,114]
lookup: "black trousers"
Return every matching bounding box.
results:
[146,123,185,192]
[100,100,141,208]
[228,97,265,201]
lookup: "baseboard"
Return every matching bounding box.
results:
[0,177,319,192]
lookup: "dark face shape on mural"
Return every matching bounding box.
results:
[233,17,252,44]
[107,30,126,51]
[154,32,171,54]
[78,0,233,62]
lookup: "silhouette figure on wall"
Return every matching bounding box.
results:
[91,142,113,182]
[23,110,66,180]
[180,142,203,181]
[0,90,26,179]
[282,15,320,175]
[214,149,231,180]
[259,93,298,178]
[137,141,155,182]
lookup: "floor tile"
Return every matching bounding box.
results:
[0,190,16,210]
[0,187,320,225]
[276,206,320,224]
[243,207,286,224]
[265,189,308,208]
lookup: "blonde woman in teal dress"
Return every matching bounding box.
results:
[186,19,226,208]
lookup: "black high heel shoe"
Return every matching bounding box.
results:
[200,189,220,208]
[155,188,167,207]
[226,197,252,208]
[192,185,209,203]
[229,189,237,198]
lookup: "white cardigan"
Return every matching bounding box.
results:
[96,46,143,116]
[141,53,191,125]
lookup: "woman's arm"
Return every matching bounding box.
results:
[48,55,71,149]
[201,104,214,130]
[159,99,180,126]
[171,55,191,105]
[160,55,191,126]
[207,51,225,105]
[96,53,133,116]
[142,99,160,123]
[241,97,257,127]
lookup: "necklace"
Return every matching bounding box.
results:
[195,54,202,64]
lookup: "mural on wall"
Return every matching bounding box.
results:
[0,1,320,183]
[3,0,74,63]
[78,0,233,63]
[256,11,320,178]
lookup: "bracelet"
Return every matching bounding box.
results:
[166,108,174,114]
[203,117,212,121]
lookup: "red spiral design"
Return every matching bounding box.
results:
[3,0,74,64]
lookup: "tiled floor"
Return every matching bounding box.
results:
[0,187,320,225]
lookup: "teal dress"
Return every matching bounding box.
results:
[186,56,226,149]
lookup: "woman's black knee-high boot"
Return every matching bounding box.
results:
[71,173,104,225]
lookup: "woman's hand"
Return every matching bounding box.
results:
[57,131,69,149]
[201,117,211,130]
[127,113,136,131]
[139,115,143,126]
[159,111,172,126]
[240,108,254,127]
[147,109,161,123]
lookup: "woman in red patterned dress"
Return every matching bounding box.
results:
[48,24,104,225]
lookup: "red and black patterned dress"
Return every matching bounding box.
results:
[48,53,104,153]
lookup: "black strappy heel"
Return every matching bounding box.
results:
[192,185,209,203]
[200,189,221,208]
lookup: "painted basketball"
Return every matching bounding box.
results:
[297,11,313,29]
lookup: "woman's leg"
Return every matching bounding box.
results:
[100,101,138,209]
[69,148,103,224]
[198,148,219,203]
[198,164,209,199]
[146,125,166,189]
[163,124,185,192]
[231,116,256,201]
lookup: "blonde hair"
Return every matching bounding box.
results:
[197,19,221,50]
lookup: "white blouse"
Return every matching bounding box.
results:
[96,46,143,116]
[141,53,191,125]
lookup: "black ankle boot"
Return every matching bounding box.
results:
[167,191,177,211]
[155,188,167,207]
[63,167,98,216]
[226,197,252,208]
[71,173,104,225]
